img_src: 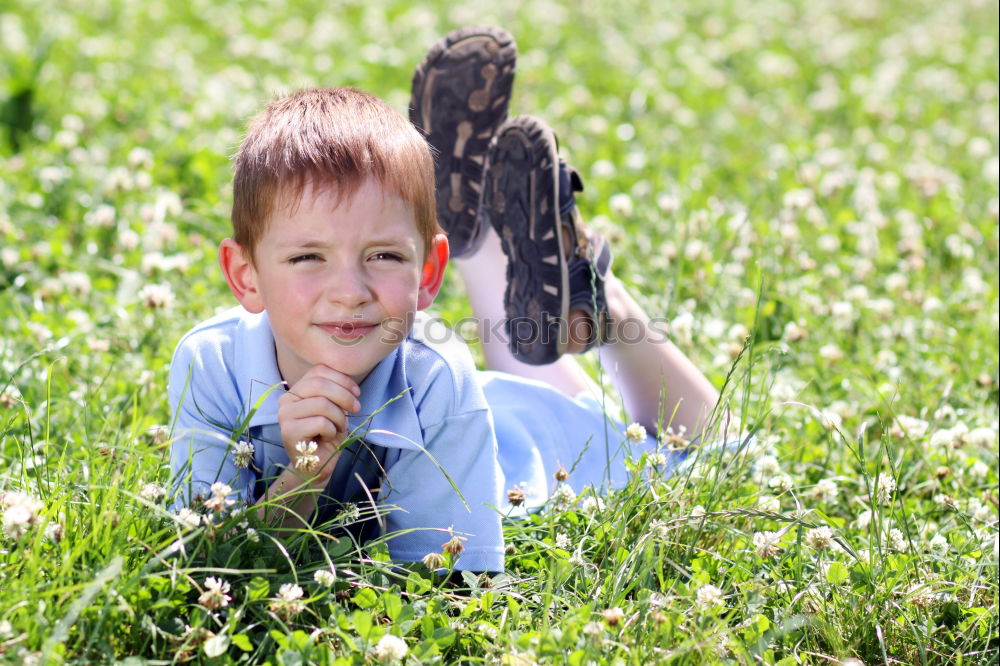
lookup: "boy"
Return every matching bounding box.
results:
[169,27,720,573]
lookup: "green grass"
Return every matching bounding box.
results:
[1,0,998,663]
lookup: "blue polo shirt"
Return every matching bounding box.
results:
[169,307,684,573]
[169,307,505,572]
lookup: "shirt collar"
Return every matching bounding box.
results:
[242,311,423,451]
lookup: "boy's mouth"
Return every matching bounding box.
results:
[317,321,379,341]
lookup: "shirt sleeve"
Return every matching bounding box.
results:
[168,333,256,508]
[379,408,505,573]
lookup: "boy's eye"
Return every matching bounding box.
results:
[289,253,321,264]
[371,251,403,262]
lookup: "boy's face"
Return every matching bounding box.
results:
[242,178,432,386]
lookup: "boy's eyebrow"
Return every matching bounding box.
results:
[280,239,326,247]
[276,237,416,249]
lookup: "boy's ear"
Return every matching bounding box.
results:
[219,239,265,313]
[417,233,449,310]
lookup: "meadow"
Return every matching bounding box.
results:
[1,0,998,663]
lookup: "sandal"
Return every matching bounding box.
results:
[409,25,516,258]
[482,114,612,365]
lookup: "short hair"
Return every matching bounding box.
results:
[232,87,438,262]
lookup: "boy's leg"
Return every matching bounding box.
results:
[453,226,600,398]
[475,114,719,439]
[597,277,720,440]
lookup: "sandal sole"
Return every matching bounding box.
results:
[483,115,569,365]
[409,26,516,258]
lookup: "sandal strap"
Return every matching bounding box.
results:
[558,162,584,216]
[565,220,612,350]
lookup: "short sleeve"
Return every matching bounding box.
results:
[168,333,255,508]
[379,408,505,572]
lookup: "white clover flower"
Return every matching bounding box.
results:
[580,496,606,516]
[753,531,782,558]
[204,482,235,513]
[756,455,781,478]
[555,532,571,550]
[670,311,695,347]
[811,479,839,503]
[198,577,231,610]
[758,495,781,513]
[60,271,91,296]
[625,422,647,443]
[818,344,844,362]
[933,493,955,509]
[855,509,874,529]
[337,503,361,523]
[137,283,175,310]
[967,460,990,479]
[476,623,498,640]
[1,385,21,409]
[550,483,577,512]
[139,482,167,502]
[805,526,835,549]
[646,451,668,468]
[768,474,794,493]
[602,606,625,626]
[372,634,408,662]
[890,415,930,440]
[1,491,45,540]
[128,146,153,169]
[695,584,725,609]
[609,193,634,218]
[44,520,64,543]
[657,193,679,215]
[929,428,959,450]
[276,583,303,602]
[175,507,202,529]
[649,519,669,540]
[660,425,691,451]
[887,528,907,552]
[783,321,807,342]
[245,528,260,543]
[313,568,336,587]
[294,440,320,472]
[973,503,993,523]
[583,621,604,637]
[817,409,842,430]
[875,473,897,504]
[232,440,254,469]
[926,534,949,557]
[269,583,306,620]
[964,427,996,448]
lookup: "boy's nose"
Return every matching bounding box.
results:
[324,267,372,308]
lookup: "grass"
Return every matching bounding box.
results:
[1,0,998,663]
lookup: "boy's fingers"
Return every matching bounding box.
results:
[302,364,361,396]
[279,397,349,434]
[280,377,361,414]
[280,415,341,449]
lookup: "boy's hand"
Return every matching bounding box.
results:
[277,365,362,481]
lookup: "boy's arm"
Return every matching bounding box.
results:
[257,364,360,530]
[379,407,505,572]
[168,342,255,508]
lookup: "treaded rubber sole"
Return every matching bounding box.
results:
[482,115,569,365]
[409,26,516,258]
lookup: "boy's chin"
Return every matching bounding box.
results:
[318,345,400,384]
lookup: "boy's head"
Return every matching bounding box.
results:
[220,87,449,386]
[231,87,440,263]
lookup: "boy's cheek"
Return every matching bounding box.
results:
[380,316,412,343]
